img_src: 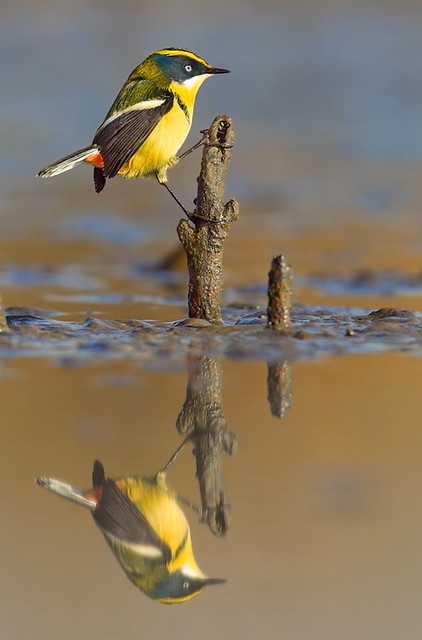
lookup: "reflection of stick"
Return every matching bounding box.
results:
[267,255,292,330]
[177,354,237,535]
[267,360,292,419]
[177,116,239,324]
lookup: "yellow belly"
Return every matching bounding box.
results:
[118,103,192,182]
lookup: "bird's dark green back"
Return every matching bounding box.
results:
[104,76,171,120]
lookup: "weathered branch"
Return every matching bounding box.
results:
[177,115,239,323]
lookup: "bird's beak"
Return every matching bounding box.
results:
[209,67,230,75]
[205,577,226,585]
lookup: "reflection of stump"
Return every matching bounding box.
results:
[177,354,237,534]
[267,360,292,418]
[177,116,239,324]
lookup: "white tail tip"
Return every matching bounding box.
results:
[36,476,96,509]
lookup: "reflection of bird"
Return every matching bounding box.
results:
[37,47,229,210]
[37,459,225,603]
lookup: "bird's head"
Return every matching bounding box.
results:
[150,568,226,604]
[140,48,229,91]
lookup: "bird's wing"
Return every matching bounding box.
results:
[92,479,171,562]
[93,94,174,178]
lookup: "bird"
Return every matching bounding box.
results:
[37,47,230,212]
[36,457,225,603]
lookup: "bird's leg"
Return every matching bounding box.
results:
[160,181,191,217]
[178,129,209,160]
[161,183,219,224]
[179,130,234,160]
[156,166,192,216]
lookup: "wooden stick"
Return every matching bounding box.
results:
[177,115,239,323]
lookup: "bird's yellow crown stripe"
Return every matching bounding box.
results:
[154,48,211,69]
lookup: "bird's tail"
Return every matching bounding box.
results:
[36,476,97,509]
[37,145,99,178]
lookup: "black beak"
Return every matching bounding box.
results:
[209,67,230,75]
[205,577,226,585]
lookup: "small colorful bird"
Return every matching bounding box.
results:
[36,458,225,603]
[37,47,229,211]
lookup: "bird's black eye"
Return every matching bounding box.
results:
[184,64,193,73]
[182,581,190,590]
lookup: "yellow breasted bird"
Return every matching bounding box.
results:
[37,47,229,210]
[36,459,225,603]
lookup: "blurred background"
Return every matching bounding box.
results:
[1,1,422,639]
[2,0,422,307]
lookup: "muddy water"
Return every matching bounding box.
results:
[1,2,422,640]
[2,354,422,639]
